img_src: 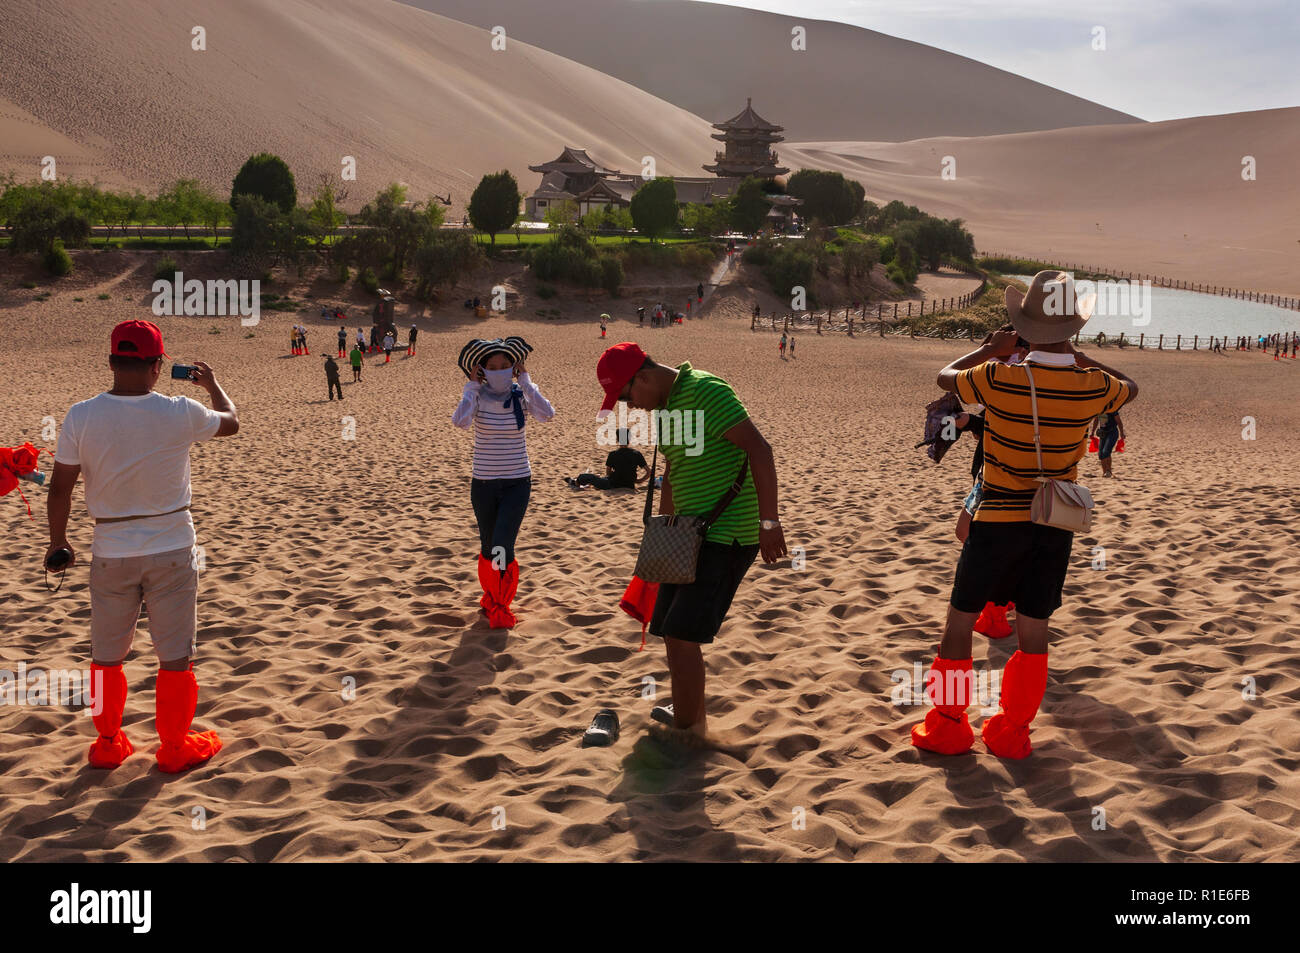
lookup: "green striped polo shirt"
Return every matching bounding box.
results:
[656,362,759,545]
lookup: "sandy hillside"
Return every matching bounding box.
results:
[783,106,1300,297]
[404,0,1138,140]
[1,259,1298,861]
[0,0,716,210]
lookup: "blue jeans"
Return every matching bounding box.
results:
[470,477,531,565]
[1098,427,1120,460]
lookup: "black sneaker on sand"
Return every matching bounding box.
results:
[581,708,620,747]
[651,703,674,727]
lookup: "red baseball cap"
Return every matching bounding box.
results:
[111,320,168,359]
[596,341,647,419]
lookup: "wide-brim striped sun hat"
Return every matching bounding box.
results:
[458,336,533,379]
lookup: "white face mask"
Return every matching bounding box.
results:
[484,368,514,392]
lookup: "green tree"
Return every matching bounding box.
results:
[230,152,297,213]
[544,199,578,229]
[308,176,348,256]
[468,170,521,247]
[786,169,864,226]
[629,177,677,242]
[413,230,483,299]
[731,177,771,235]
[7,185,91,255]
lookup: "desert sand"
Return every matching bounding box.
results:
[2,0,1294,299]
[1,254,1298,861]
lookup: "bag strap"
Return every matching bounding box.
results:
[641,446,658,526]
[1023,365,1047,483]
[700,459,749,532]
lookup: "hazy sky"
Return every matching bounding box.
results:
[696,0,1299,121]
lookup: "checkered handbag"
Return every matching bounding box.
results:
[633,447,749,584]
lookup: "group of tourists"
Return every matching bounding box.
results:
[42,267,1137,772]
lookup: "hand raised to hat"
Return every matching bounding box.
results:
[513,359,526,378]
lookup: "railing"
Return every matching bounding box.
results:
[980,252,1300,312]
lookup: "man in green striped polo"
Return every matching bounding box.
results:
[597,342,787,740]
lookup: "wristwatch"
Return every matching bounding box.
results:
[760,519,780,531]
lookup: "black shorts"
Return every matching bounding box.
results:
[950,520,1073,620]
[649,540,759,645]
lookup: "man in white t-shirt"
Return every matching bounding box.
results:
[47,320,240,773]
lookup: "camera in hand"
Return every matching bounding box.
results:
[171,364,198,380]
[45,547,72,571]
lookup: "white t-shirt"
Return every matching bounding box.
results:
[54,392,222,558]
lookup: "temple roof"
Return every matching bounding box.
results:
[711,98,784,134]
[529,146,621,176]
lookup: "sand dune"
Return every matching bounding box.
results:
[783,107,1300,297]
[1,255,1298,860]
[403,0,1139,140]
[0,0,716,208]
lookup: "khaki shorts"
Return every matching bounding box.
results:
[89,546,198,663]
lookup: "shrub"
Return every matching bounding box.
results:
[230,153,297,213]
[358,266,379,295]
[155,256,178,280]
[600,256,623,296]
[97,293,110,300]
[334,260,350,282]
[44,239,73,276]
[536,284,556,299]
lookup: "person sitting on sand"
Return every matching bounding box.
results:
[565,428,647,490]
[1090,408,1125,477]
[46,321,238,773]
[595,341,786,740]
[912,272,1137,760]
[453,336,554,629]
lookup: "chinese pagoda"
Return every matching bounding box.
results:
[703,98,789,180]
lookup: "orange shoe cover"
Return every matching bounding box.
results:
[974,601,1015,639]
[476,554,496,613]
[982,650,1048,759]
[87,663,134,768]
[155,668,222,773]
[486,560,518,629]
[910,657,974,754]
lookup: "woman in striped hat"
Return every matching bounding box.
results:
[452,336,554,628]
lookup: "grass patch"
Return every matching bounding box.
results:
[97,293,110,300]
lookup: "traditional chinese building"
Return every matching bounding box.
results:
[702,98,789,179]
[523,100,800,229]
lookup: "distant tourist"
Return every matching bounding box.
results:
[564,428,647,490]
[349,344,363,382]
[356,327,366,353]
[452,337,554,629]
[600,314,608,338]
[779,333,787,358]
[697,282,704,303]
[324,354,343,401]
[337,327,347,357]
[383,330,395,363]
[912,272,1138,760]
[46,320,237,772]
[298,326,308,355]
[407,324,418,356]
[788,336,796,359]
[1090,408,1125,477]
[594,341,786,740]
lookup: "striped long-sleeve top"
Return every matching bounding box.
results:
[452,372,554,479]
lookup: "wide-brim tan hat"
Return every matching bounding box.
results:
[1005,270,1095,344]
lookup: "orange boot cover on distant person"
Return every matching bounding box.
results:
[981,650,1049,759]
[87,663,134,768]
[974,601,1015,639]
[910,657,974,754]
[155,668,223,773]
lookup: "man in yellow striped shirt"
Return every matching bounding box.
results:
[911,271,1138,759]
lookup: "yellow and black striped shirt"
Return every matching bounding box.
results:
[956,360,1130,522]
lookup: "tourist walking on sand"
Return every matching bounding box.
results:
[383,330,395,364]
[324,354,343,401]
[45,320,238,772]
[337,327,347,357]
[407,324,418,356]
[298,326,308,355]
[595,341,786,739]
[356,327,366,353]
[1090,408,1125,477]
[911,272,1137,759]
[600,314,608,338]
[779,333,787,359]
[697,282,704,303]
[453,337,554,629]
[788,335,796,359]
[349,344,363,382]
